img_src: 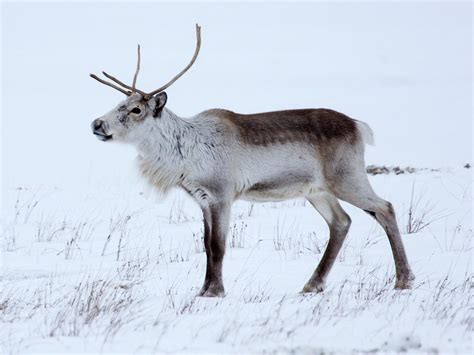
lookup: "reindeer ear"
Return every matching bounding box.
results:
[152,92,167,117]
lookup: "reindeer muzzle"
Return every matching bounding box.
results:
[91,119,112,141]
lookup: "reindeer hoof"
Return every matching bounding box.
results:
[198,283,225,297]
[300,282,325,294]
[394,273,415,290]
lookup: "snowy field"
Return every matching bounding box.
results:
[1,1,472,354]
[1,168,473,353]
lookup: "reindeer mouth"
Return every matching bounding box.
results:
[94,132,113,141]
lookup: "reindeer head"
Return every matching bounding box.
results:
[90,24,201,143]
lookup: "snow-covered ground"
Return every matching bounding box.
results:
[1,1,472,354]
[1,168,472,353]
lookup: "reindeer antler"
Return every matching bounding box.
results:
[90,24,202,99]
[89,73,131,96]
[100,70,148,97]
[146,24,201,96]
[132,44,141,92]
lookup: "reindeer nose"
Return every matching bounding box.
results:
[92,119,105,134]
[92,119,112,141]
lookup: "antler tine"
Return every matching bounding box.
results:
[89,73,131,96]
[90,24,201,99]
[132,44,141,92]
[146,23,202,97]
[101,71,148,97]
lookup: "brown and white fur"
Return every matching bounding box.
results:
[91,92,415,297]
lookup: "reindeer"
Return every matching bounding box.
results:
[90,24,414,297]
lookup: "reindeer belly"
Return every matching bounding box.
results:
[239,166,325,202]
[241,176,318,202]
[233,143,326,202]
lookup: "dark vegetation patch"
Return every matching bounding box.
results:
[367,165,432,176]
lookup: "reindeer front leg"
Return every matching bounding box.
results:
[198,201,230,297]
[198,207,212,295]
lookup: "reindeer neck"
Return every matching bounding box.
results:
[136,108,191,157]
[134,108,203,193]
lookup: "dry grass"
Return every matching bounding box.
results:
[404,182,445,234]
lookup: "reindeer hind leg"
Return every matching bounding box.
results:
[328,167,415,289]
[302,191,351,293]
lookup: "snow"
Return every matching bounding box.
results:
[1,1,472,354]
[2,169,472,353]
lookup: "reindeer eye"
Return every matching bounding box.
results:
[130,107,141,114]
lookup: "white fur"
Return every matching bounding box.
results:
[355,120,375,146]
